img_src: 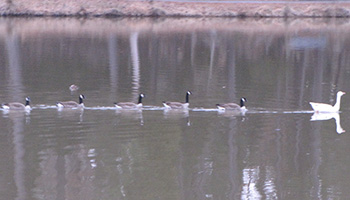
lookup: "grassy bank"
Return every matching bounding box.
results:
[1,0,350,18]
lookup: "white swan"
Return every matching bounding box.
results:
[309,91,345,113]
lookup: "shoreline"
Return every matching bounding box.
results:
[1,18,350,39]
[1,1,350,18]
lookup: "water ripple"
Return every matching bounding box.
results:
[2,105,315,114]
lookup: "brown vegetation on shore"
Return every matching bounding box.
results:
[1,0,350,18]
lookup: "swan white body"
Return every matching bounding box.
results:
[309,91,345,113]
[57,94,85,108]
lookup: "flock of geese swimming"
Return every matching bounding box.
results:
[0,90,247,112]
[0,88,346,114]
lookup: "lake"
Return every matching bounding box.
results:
[1,17,350,200]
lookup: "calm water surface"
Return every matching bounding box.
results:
[1,17,350,199]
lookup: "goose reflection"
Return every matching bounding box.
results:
[2,109,31,124]
[115,109,144,125]
[163,109,190,126]
[163,109,189,118]
[310,112,345,134]
[217,107,247,122]
[2,107,31,114]
[217,108,247,118]
[57,108,84,122]
[2,108,31,124]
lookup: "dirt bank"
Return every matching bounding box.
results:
[1,0,350,17]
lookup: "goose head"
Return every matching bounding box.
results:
[79,95,85,104]
[186,91,192,103]
[240,97,247,107]
[138,93,145,104]
[25,97,31,106]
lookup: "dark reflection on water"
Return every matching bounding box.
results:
[1,17,350,199]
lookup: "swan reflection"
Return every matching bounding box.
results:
[310,112,345,134]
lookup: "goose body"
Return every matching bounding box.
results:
[57,94,85,108]
[1,97,31,110]
[309,91,345,113]
[216,97,247,111]
[163,91,192,109]
[114,94,145,109]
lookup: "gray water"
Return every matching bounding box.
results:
[1,17,350,200]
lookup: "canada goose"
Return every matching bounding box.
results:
[1,97,31,110]
[216,97,247,111]
[69,84,79,92]
[163,91,192,109]
[56,94,85,108]
[114,94,145,109]
[310,91,345,113]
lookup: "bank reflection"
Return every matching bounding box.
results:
[2,111,29,200]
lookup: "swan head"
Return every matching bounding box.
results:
[337,91,346,96]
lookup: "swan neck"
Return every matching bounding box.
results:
[333,94,343,110]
